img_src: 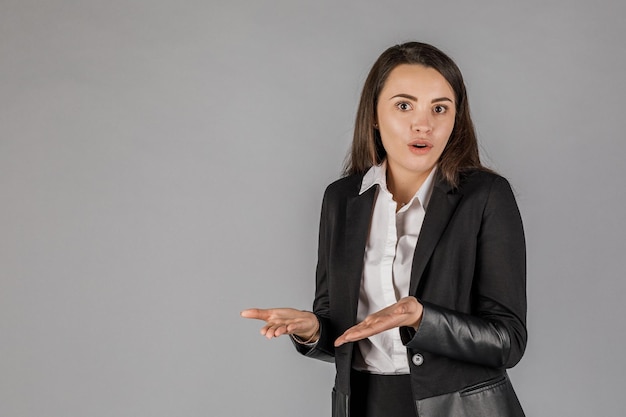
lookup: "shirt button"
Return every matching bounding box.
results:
[412,354,424,366]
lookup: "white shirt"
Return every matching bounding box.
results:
[352,162,436,374]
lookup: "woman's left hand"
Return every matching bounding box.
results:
[334,296,423,347]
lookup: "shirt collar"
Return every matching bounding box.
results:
[360,161,389,194]
[359,161,437,210]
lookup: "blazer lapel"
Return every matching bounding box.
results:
[343,185,377,323]
[409,180,462,295]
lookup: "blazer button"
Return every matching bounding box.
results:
[412,354,424,366]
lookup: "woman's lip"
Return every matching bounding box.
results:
[408,145,431,155]
[408,139,433,147]
[407,139,433,155]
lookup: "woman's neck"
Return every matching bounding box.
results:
[385,165,434,207]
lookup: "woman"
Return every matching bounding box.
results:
[242,42,527,417]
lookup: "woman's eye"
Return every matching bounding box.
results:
[396,102,412,111]
[433,105,447,114]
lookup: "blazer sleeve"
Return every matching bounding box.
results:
[291,185,336,362]
[402,176,527,369]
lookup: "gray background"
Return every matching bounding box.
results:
[1,1,625,416]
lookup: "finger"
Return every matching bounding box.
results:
[261,322,281,338]
[240,308,271,320]
[263,324,277,339]
[272,324,291,338]
[260,321,283,337]
[264,322,289,339]
[334,328,366,346]
[334,326,364,347]
[273,322,291,337]
[334,317,398,346]
[283,322,300,336]
[283,319,307,335]
[334,335,347,347]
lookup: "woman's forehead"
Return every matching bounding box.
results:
[380,64,455,99]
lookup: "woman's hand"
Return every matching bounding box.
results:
[334,296,423,347]
[241,308,319,342]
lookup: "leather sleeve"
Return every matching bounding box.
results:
[402,176,527,369]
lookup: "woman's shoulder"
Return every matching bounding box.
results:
[456,168,519,206]
[323,173,364,199]
[457,168,512,190]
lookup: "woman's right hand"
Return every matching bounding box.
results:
[240,308,319,342]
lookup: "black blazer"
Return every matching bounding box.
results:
[294,169,527,417]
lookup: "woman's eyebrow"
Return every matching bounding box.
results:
[390,93,417,101]
[389,93,454,104]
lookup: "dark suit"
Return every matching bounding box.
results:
[294,169,527,417]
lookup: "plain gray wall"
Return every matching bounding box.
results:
[2,0,625,416]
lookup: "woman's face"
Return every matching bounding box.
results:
[376,64,456,184]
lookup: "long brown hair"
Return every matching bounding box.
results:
[344,42,486,188]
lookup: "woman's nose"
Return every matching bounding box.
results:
[411,110,432,133]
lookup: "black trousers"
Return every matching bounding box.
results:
[350,369,416,417]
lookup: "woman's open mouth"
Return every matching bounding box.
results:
[408,140,433,154]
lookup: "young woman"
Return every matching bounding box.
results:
[242,42,527,417]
